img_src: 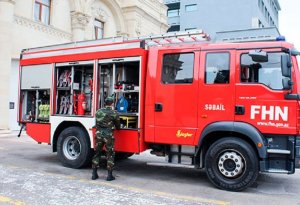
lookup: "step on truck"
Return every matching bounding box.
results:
[18,29,300,191]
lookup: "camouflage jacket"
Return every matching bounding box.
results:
[95,107,120,138]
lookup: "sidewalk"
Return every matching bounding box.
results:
[0,129,11,134]
[0,129,25,137]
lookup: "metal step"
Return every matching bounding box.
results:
[267,149,291,154]
[265,169,289,174]
[147,162,194,169]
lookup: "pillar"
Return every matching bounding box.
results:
[0,0,15,129]
[71,11,90,41]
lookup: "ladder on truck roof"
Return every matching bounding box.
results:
[22,29,210,54]
[134,29,210,46]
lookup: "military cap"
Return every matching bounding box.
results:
[105,97,114,104]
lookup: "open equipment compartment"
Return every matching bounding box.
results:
[98,57,141,129]
[55,61,94,116]
[20,64,51,122]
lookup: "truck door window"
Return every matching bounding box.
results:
[241,52,284,90]
[205,53,230,84]
[162,53,194,84]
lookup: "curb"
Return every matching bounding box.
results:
[0,130,11,135]
[0,130,26,137]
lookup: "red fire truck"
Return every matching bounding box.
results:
[18,30,300,191]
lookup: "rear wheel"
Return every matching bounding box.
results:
[205,137,258,191]
[57,126,92,168]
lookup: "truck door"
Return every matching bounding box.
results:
[235,50,297,134]
[154,50,199,145]
[197,51,236,139]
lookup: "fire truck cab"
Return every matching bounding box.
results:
[18,30,300,191]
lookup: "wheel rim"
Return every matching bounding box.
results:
[63,136,81,160]
[218,150,245,178]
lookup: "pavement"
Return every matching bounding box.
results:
[0,131,300,205]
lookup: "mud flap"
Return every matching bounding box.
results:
[296,136,300,168]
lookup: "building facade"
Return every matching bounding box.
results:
[165,0,281,38]
[0,0,168,130]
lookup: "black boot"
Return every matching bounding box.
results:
[106,170,115,181]
[91,166,99,180]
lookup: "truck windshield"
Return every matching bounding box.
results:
[241,52,284,90]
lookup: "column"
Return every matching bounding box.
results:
[0,0,15,129]
[71,11,90,41]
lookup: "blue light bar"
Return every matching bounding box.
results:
[276,36,286,41]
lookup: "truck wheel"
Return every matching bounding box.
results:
[57,126,92,168]
[205,137,258,191]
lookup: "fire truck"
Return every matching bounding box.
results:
[18,29,300,191]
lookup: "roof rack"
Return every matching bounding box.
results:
[22,30,210,54]
[133,29,210,46]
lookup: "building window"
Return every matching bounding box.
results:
[34,0,51,25]
[205,53,230,84]
[94,19,104,39]
[162,53,194,84]
[258,19,264,28]
[185,4,197,12]
[167,9,180,17]
[258,0,262,9]
[166,2,180,17]
[265,7,268,18]
[167,25,180,32]
[185,28,197,31]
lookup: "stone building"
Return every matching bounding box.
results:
[0,0,168,130]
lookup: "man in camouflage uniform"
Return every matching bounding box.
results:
[92,97,120,181]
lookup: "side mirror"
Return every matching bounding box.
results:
[249,50,268,62]
[282,78,291,90]
[281,54,292,78]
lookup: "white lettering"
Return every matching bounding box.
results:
[275,106,288,121]
[204,104,226,111]
[251,105,289,122]
[250,105,261,120]
[261,106,274,121]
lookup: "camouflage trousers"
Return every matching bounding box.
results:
[92,137,115,171]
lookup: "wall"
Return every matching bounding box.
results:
[0,0,15,129]
[9,60,20,130]
[166,0,280,39]
[180,0,253,37]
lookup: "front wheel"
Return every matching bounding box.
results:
[205,137,259,191]
[57,126,92,168]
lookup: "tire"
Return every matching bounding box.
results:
[57,126,92,168]
[115,152,134,160]
[205,137,259,191]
